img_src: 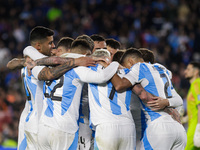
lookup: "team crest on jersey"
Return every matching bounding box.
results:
[198,95,200,101]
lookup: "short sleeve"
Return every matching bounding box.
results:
[124,63,141,86]
[32,66,46,80]
[23,46,47,60]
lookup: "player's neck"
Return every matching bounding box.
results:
[190,76,199,83]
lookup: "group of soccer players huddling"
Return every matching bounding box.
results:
[7,26,187,150]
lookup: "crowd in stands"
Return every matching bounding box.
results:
[0,0,200,147]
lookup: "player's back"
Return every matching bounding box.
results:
[137,63,172,99]
[136,63,187,150]
[127,62,174,124]
[88,65,134,128]
[41,67,84,134]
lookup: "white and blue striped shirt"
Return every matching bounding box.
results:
[88,67,134,129]
[23,46,47,134]
[125,62,178,124]
[22,67,44,133]
[33,53,119,134]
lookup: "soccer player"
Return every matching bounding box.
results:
[31,39,119,150]
[7,27,94,150]
[76,35,94,150]
[111,49,187,150]
[7,26,55,150]
[51,37,74,56]
[112,50,125,63]
[87,54,136,149]
[184,62,200,150]
[90,34,107,52]
[106,38,121,60]
[138,48,155,64]
[77,34,94,55]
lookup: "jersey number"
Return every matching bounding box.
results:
[44,76,64,101]
[159,73,172,98]
[22,73,31,101]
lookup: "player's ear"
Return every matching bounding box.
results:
[35,42,41,51]
[128,57,134,66]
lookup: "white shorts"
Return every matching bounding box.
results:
[37,123,78,150]
[78,122,93,150]
[140,115,187,150]
[94,123,136,150]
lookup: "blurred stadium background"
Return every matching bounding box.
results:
[0,0,200,148]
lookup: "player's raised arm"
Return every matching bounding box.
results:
[33,56,96,81]
[7,58,25,70]
[111,74,132,92]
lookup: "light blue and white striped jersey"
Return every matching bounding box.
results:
[88,67,134,129]
[22,46,47,134]
[18,68,33,150]
[125,62,174,125]
[22,67,44,134]
[36,53,119,134]
[41,68,84,134]
[23,46,48,121]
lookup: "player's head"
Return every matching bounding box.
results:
[29,26,55,56]
[70,39,91,55]
[120,48,144,69]
[112,50,125,63]
[92,49,111,65]
[106,38,121,60]
[51,37,74,56]
[90,34,107,53]
[76,35,94,54]
[92,49,111,58]
[138,48,155,64]
[184,61,200,82]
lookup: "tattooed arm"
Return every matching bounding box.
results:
[132,84,181,123]
[38,58,75,80]
[34,57,96,81]
[7,58,25,70]
[132,84,154,102]
[7,56,68,70]
[163,107,181,123]
[35,56,73,66]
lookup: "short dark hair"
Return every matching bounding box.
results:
[71,39,91,54]
[76,35,94,52]
[30,26,54,44]
[120,48,142,65]
[106,38,121,49]
[56,37,74,50]
[90,34,105,42]
[112,50,125,63]
[138,48,155,64]
[189,62,200,70]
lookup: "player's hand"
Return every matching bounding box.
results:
[147,97,169,110]
[92,56,111,68]
[118,64,125,69]
[76,57,96,67]
[25,58,36,76]
[194,124,200,147]
[163,108,181,123]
